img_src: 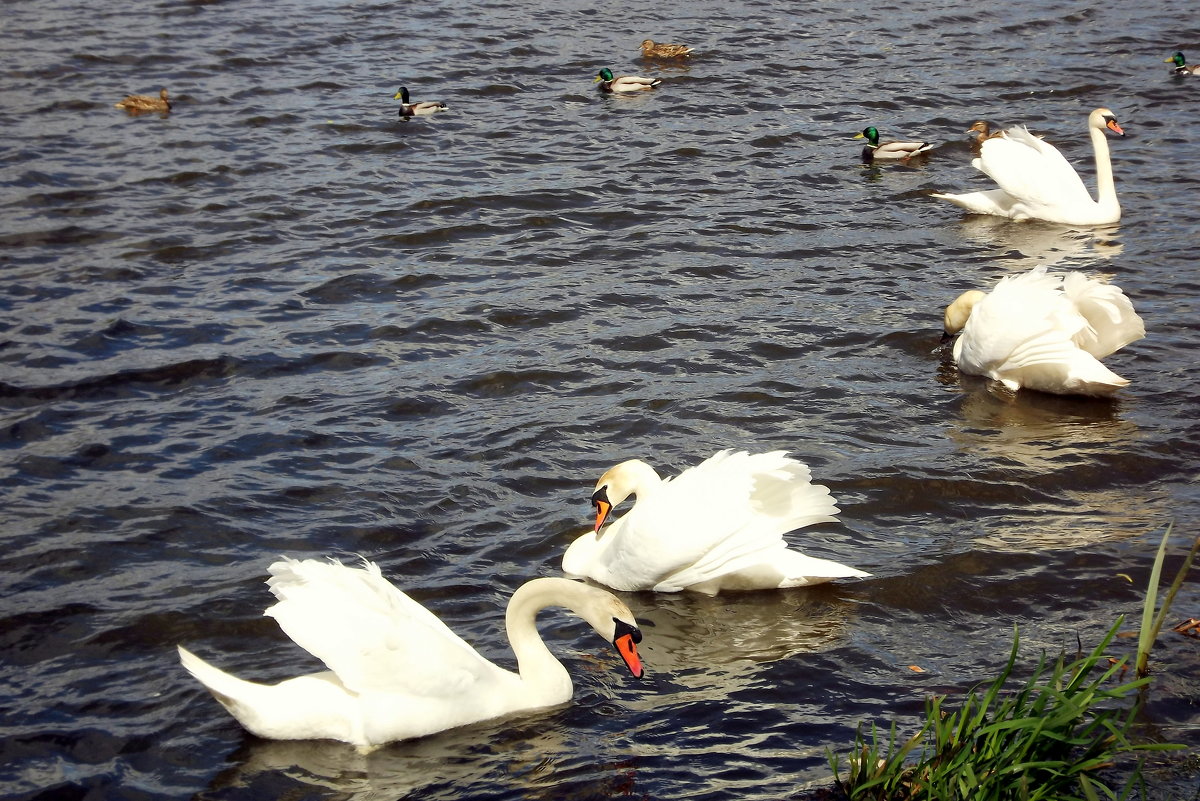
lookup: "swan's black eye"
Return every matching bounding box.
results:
[613,618,642,643]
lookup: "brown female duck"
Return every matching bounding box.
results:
[115,88,171,114]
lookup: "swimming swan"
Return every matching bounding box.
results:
[562,449,869,594]
[942,266,1145,397]
[178,558,643,748]
[932,108,1125,226]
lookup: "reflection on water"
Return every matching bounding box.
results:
[944,384,1166,549]
[624,586,858,698]
[953,215,1124,273]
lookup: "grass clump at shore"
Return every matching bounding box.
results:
[829,621,1176,800]
[829,524,1198,800]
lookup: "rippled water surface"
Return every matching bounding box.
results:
[3,0,1199,798]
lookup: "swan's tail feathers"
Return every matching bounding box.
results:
[931,189,1021,219]
[774,549,871,588]
[178,645,260,713]
[675,547,870,593]
[1062,273,1146,358]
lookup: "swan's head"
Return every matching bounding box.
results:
[853,126,879,146]
[590,459,660,534]
[1166,52,1187,68]
[1089,108,1124,137]
[573,583,644,678]
[943,289,986,337]
[595,68,614,84]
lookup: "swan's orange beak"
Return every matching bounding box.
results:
[612,620,644,678]
[591,487,612,534]
[1106,119,1125,136]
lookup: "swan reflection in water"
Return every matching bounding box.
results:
[940,380,1164,550]
[203,715,631,801]
[953,215,1123,273]
[621,585,860,698]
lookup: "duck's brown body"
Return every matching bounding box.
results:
[115,88,171,114]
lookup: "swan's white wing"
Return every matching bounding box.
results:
[264,558,504,697]
[1061,272,1145,358]
[994,330,1129,395]
[955,268,1073,374]
[604,450,839,590]
[976,128,1095,213]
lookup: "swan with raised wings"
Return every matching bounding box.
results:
[178,558,643,748]
[932,107,1125,226]
[562,449,869,594]
[942,266,1145,397]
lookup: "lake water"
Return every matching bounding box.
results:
[2,0,1198,798]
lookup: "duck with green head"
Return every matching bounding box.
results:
[854,126,935,163]
[395,86,448,119]
[595,68,662,93]
[1165,51,1199,75]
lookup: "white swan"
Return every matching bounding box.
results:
[932,108,1125,226]
[178,558,643,748]
[562,449,869,594]
[942,266,1145,397]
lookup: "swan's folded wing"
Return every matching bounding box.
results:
[956,271,1069,372]
[616,450,838,589]
[607,450,767,581]
[996,330,1128,394]
[264,558,503,697]
[977,129,1094,211]
[1062,272,1145,357]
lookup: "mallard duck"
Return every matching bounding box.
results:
[115,88,171,114]
[942,266,1145,397]
[932,108,1124,226]
[967,120,1004,141]
[394,86,448,119]
[854,126,934,163]
[640,39,693,58]
[1165,51,1199,75]
[594,68,661,93]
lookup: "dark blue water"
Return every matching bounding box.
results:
[2,0,1197,798]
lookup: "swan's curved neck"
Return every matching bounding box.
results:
[1090,124,1119,215]
[504,578,590,702]
[611,460,663,505]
